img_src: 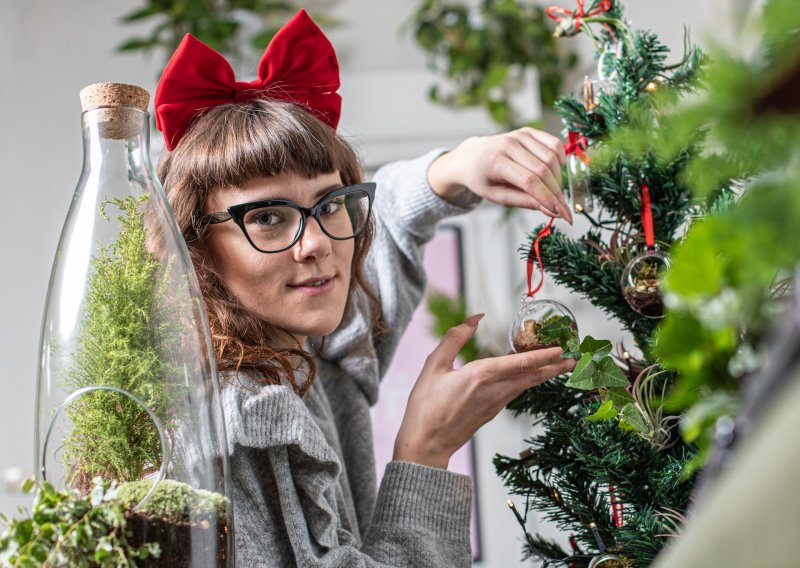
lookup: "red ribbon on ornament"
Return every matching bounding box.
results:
[526,216,556,297]
[568,534,579,568]
[545,0,612,32]
[640,181,655,250]
[609,484,625,527]
[564,131,592,166]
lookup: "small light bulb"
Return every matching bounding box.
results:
[646,81,657,92]
[575,203,584,213]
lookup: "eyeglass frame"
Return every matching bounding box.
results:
[193,182,377,254]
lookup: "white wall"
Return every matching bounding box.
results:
[0,1,753,566]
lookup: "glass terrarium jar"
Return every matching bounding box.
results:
[621,249,671,319]
[509,296,578,353]
[34,83,233,566]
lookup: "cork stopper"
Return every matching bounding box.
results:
[79,83,151,140]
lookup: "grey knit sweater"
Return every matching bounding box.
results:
[221,150,482,567]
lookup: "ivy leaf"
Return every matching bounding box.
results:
[580,336,613,362]
[619,403,649,433]
[565,353,597,389]
[562,335,582,359]
[566,354,629,390]
[595,357,630,388]
[585,399,619,421]
[606,387,635,406]
[539,316,576,345]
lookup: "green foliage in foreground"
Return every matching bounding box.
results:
[64,195,185,487]
[0,478,231,567]
[0,479,159,567]
[595,0,800,471]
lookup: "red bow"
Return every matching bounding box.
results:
[545,0,612,36]
[564,131,591,165]
[155,9,341,151]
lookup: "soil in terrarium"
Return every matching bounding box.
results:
[125,511,228,567]
[623,277,664,318]
[119,479,230,568]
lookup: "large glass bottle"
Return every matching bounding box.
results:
[34,83,233,566]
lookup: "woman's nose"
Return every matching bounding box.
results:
[293,216,332,261]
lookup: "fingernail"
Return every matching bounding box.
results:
[560,204,574,225]
[465,313,485,327]
[540,206,559,218]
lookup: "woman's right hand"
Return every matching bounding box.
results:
[393,314,576,469]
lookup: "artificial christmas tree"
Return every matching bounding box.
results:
[493,1,727,565]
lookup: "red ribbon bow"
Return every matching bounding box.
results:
[546,0,612,33]
[155,9,341,151]
[564,131,591,165]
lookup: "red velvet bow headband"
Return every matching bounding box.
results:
[155,9,341,151]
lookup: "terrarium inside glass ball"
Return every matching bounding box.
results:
[509,297,578,353]
[620,249,671,318]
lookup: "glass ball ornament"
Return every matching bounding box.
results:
[620,249,671,319]
[588,553,624,567]
[509,296,578,353]
[567,153,594,213]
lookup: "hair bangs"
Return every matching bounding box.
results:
[175,99,357,194]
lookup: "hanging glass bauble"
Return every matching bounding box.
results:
[597,41,622,82]
[567,152,594,213]
[509,296,578,353]
[621,249,671,319]
[35,83,232,566]
[588,552,624,567]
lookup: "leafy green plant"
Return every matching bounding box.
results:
[647,0,800,469]
[0,478,231,567]
[117,0,336,64]
[63,195,186,490]
[426,290,481,362]
[407,0,578,128]
[0,479,160,567]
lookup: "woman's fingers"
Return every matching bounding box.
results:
[496,159,565,218]
[424,314,485,372]
[475,346,569,380]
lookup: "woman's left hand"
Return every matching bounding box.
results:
[427,127,572,224]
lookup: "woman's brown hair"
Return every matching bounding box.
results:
[158,99,381,395]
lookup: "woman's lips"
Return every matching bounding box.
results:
[288,276,334,296]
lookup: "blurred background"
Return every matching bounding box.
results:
[0,0,757,565]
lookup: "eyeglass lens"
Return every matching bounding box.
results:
[241,190,370,252]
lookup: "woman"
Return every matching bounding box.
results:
[156,9,575,566]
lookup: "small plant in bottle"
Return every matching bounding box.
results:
[621,249,670,319]
[510,297,579,353]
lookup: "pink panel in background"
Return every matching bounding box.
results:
[370,226,481,560]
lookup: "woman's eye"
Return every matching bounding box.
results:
[250,209,285,226]
[320,197,345,216]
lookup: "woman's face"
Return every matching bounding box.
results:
[203,171,354,342]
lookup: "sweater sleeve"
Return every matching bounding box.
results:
[226,382,473,567]
[314,150,481,405]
